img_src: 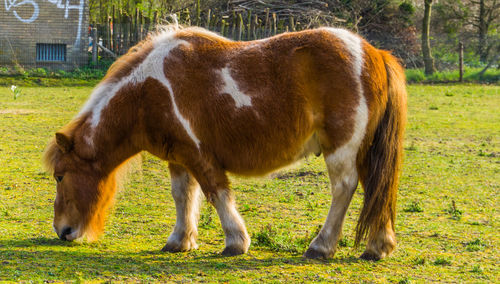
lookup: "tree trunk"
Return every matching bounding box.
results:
[459,42,464,82]
[478,0,489,62]
[479,45,500,76]
[422,0,436,75]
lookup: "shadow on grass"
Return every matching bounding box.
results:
[0,237,73,247]
[0,237,363,279]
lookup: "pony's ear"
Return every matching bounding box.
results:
[55,132,73,153]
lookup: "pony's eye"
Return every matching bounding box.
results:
[55,176,64,182]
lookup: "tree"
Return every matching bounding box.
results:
[325,0,419,67]
[436,0,500,63]
[422,0,436,75]
[477,0,500,62]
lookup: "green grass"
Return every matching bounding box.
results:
[0,67,105,87]
[1,65,498,87]
[405,67,500,84]
[0,84,498,282]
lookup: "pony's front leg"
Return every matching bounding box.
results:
[176,157,250,256]
[162,163,202,252]
[208,188,251,256]
[304,154,358,259]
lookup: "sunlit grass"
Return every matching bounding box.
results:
[0,84,498,281]
[406,68,500,84]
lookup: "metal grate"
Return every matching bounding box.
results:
[36,43,66,62]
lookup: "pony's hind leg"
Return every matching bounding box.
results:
[304,149,359,259]
[162,163,202,252]
[360,220,396,261]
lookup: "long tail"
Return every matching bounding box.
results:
[355,51,407,246]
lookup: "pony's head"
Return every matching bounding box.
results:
[43,126,118,242]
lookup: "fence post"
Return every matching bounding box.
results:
[459,42,464,82]
[185,8,191,26]
[231,11,236,39]
[106,16,111,50]
[247,10,252,40]
[272,13,277,35]
[289,16,295,32]
[92,28,98,65]
[196,0,201,26]
[112,5,117,52]
[253,15,258,40]
[135,8,139,42]
[264,8,270,37]
[206,9,211,29]
[221,19,226,36]
[238,13,243,41]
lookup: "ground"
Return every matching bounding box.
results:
[0,84,498,282]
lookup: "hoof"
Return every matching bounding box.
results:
[161,241,197,253]
[221,245,246,256]
[161,243,185,253]
[360,251,381,261]
[303,247,330,259]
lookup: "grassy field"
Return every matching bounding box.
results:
[0,84,498,282]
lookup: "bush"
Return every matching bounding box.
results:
[406,68,500,84]
[0,67,9,75]
[406,69,426,83]
[27,68,48,77]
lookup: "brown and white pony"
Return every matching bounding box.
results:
[43,26,406,260]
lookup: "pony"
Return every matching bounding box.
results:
[43,25,407,260]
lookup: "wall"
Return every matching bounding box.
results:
[0,0,89,70]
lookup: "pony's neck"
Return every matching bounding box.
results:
[78,101,142,176]
[98,135,141,176]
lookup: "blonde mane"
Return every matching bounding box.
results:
[43,116,87,173]
[42,138,59,174]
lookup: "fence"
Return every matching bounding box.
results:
[91,7,325,62]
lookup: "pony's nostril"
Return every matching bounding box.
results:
[60,227,72,241]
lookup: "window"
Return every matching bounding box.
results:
[36,43,66,62]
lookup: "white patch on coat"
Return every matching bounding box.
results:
[323,28,364,80]
[78,30,201,148]
[323,27,367,157]
[218,67,252,108]
[80,81,128,128]
[155,72,201,147]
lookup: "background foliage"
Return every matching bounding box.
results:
[85,0,499,70]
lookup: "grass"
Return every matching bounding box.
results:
[0,67,105,87]
[0,84,499,282]
[1,65,498,87]
[405,67,500,84]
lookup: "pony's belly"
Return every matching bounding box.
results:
[221,132,321,176]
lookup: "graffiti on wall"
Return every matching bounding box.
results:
[3,0,84,47]
[3,0,38,23]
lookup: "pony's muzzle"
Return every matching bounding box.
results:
[59,226,73,241]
